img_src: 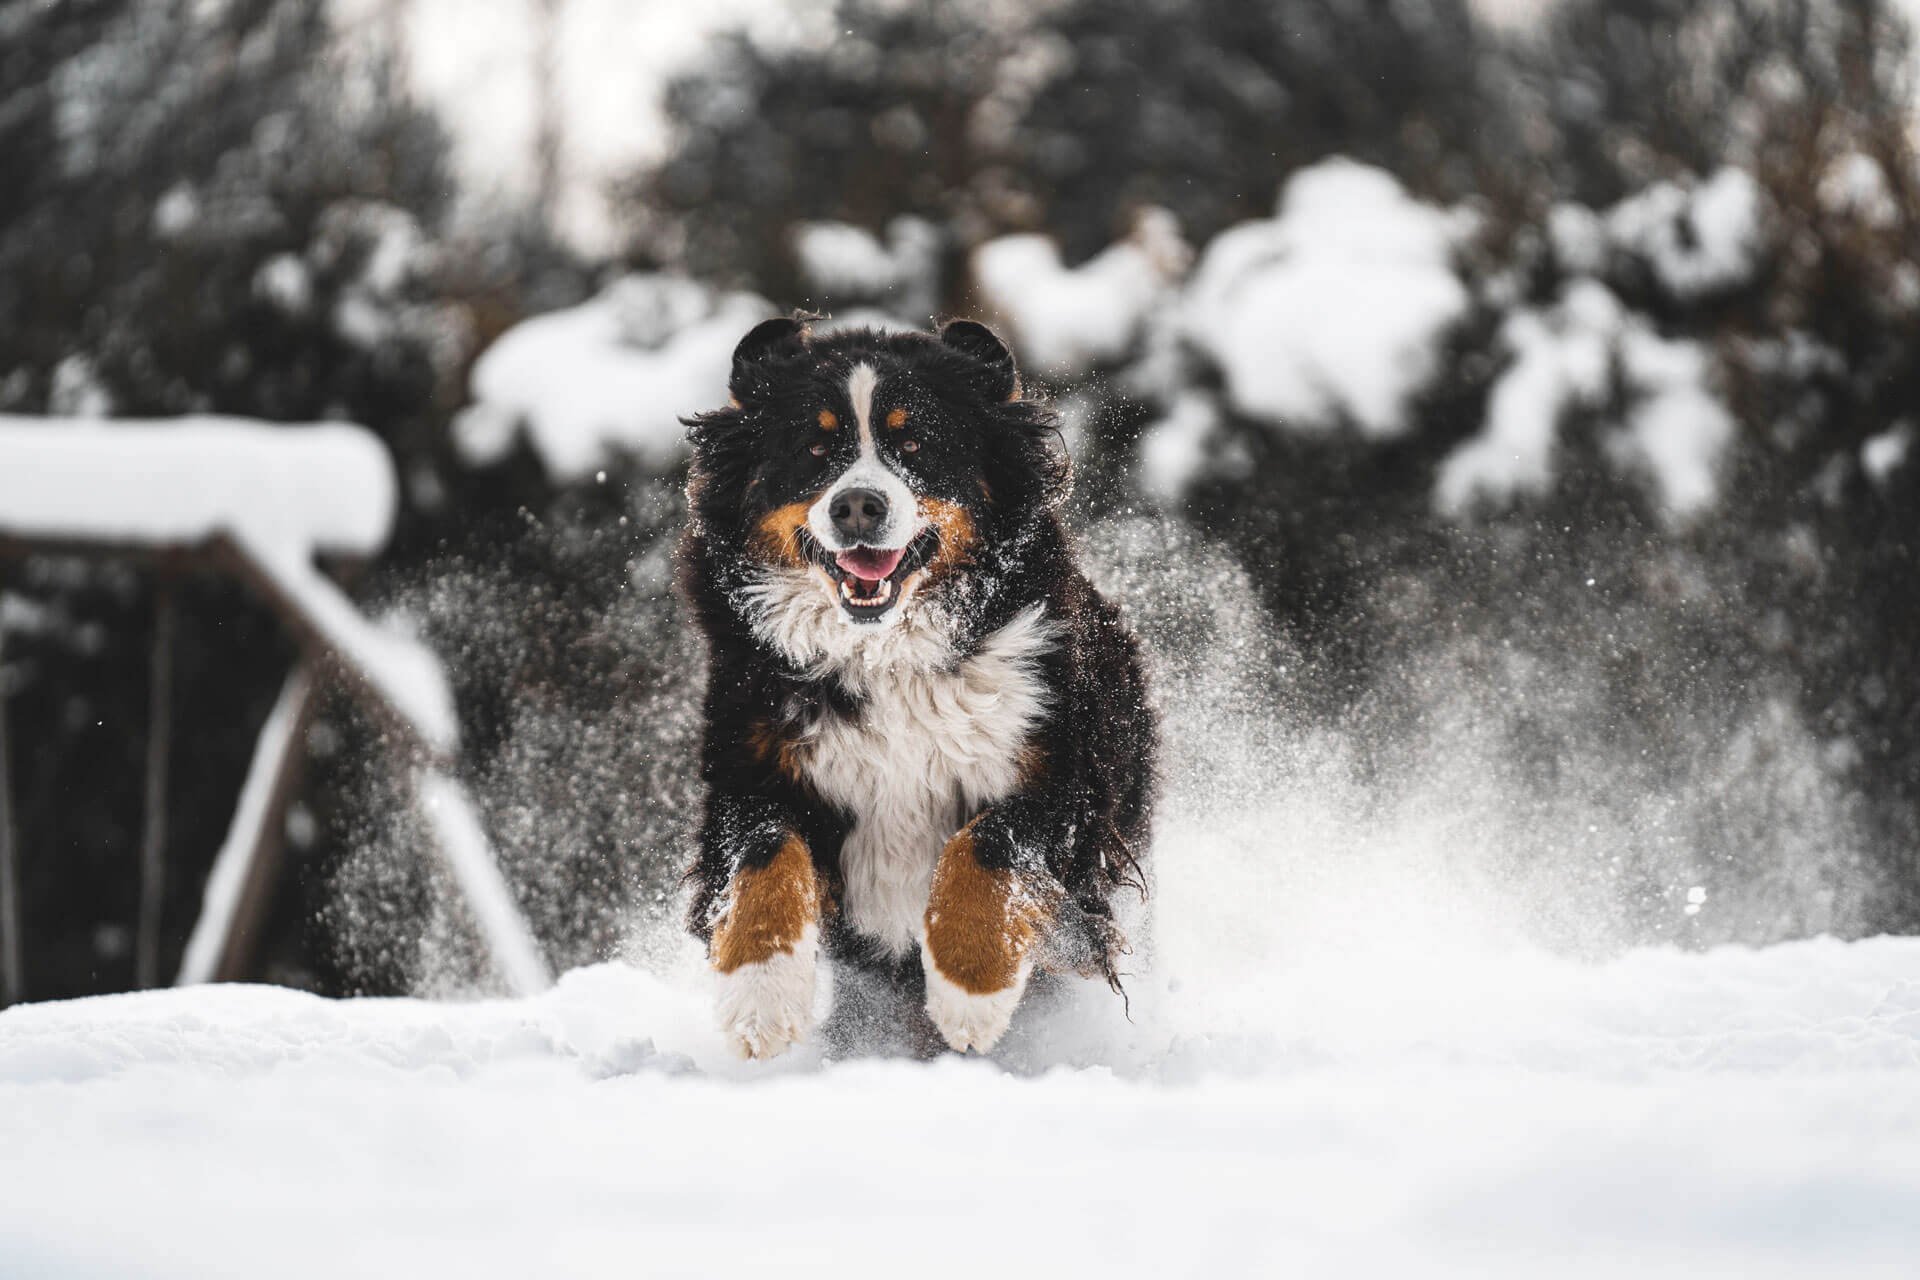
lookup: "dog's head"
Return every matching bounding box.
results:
[685,318,1065,630]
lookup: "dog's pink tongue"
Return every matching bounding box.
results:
[835,547,906,583]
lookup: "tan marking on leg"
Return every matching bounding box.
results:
[923,821,1056,995]
[753,500,814,568]
[712,834,820,974]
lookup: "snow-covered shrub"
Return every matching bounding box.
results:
[623,0,1507,296]
[792,215,942,324]
[1172,160,1474,439]
[972,207,1189,379]
[455,275,772,481]
[1601,168,1767,303]
[1435,280,1736,524]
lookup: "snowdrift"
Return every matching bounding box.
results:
[4,935,1919,1278]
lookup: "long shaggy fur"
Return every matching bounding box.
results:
[677,315,1155,1053]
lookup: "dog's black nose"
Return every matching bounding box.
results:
[829,487,889,543]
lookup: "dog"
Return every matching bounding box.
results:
[678,316,1156,1057]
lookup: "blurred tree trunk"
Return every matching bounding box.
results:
[532,0,565,232]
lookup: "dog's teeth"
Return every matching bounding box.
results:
[838,575,894,607]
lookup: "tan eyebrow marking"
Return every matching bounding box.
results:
[886,406,908,430]
[817,409,838,431]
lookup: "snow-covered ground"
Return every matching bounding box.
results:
[4,933,1919,1277]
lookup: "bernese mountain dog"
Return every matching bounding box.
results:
[678,316,1156,1057]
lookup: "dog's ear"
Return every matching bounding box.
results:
[938,319,1019,401]
[729,315,809,403]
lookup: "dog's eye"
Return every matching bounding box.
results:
[810,443,828,457]
[900,439,919,453]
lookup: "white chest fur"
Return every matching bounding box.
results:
[791,604,1056,957]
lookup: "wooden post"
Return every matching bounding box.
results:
[175,663,318,986]
[136,581,175,989]
[0,626,20,1008]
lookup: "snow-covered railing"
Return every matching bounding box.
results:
[0,416,549,1000]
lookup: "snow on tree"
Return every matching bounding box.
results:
[455,275,773,481]
[1170,160,1475,440]
[972,207,1188,379]
[1434,280,1737,523]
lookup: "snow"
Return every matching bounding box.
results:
[456,275,772,480]
[150,182,199,239]
[1547,201,1607,275]
[1436,280,1619,515]
[793,215,940,321]
[237,533,459,755]
[1176,159,1474,438]
[1863,422,1913,486]
[1613,325,1737,517]
[308,201,437,349]
[47,354,112,418]
[4,933,1920,1276]
[252,251,313,314]
[1436,280,1735,521]
[973,207,1189,377]
[1606,167,1765,300]
[1545,170,1765,305]
[0,416,396,559]
[1819,152,1900,229]
[1470,0,1556,33]
[416,769,553,998]
[314,201,428,299]
[1137,392,1221,502]
[795,221,900,296]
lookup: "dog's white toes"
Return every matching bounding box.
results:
[922,947,1029,1054]
[724,1007,808,1060]
[715,928,818,1060]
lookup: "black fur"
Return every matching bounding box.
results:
[677,316,1156,1011]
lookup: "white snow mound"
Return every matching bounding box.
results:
[1606,167,1765,300]
[1437,280,1736,522]
[974,207,1190,377]
[1177,158,1474,438]
[4,935,1920,1277]
[457,275,773,481]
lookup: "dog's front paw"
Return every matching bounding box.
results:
[921,947,1030,1053]
[715,925,819,1060]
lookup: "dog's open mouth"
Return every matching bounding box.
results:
[802,528,938,621]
